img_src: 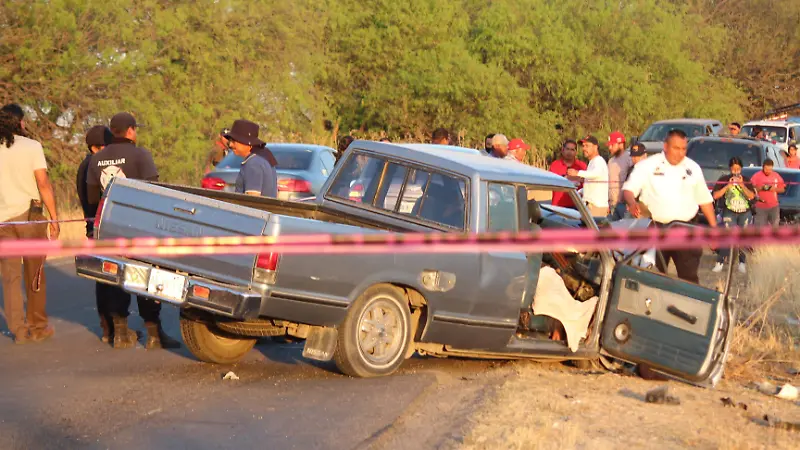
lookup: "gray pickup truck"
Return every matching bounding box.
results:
[76,141,736,385]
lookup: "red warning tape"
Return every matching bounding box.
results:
[0,224,797,259]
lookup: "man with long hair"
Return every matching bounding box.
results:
[0,105,59,344]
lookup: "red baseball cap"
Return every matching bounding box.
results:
[607,131,625,145]
[508,138,531,151]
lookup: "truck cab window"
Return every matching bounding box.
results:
[328,152,384,204]
[488,183,517,232]
[404,171,467,229]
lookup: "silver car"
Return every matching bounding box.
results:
[201,143,337,200]
[634,118,723,154]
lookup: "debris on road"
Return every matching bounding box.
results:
[719,397,748,410]
[754,381,798,400]
[775,383,798,401]
[222,371,240,381]
[763,415,800,432]
[645,386,680,405]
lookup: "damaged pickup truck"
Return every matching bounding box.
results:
[76,141,736,385]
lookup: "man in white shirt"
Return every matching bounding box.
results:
[622,129,717,283]
[568,135,609,216]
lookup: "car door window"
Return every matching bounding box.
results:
[488,183,518,232]
[400,169,467,230]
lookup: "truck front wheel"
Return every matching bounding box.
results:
[180,315,257,364]
[334,284,412,378]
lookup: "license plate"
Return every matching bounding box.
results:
[147,269,187,302]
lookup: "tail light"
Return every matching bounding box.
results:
[278,178,312,193]
[93,197,106,238]
[349,183,364,202]
[201,177,226,190]
[253,252,280,285]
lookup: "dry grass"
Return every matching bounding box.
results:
[726,246,800,381]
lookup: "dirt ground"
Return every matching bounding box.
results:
[451,362,799,450]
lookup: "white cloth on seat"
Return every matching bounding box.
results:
[532,267,599,352]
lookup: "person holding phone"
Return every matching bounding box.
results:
[711,157,756,274]
[750,158,785,227]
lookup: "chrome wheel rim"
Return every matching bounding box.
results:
[356,298,404,367]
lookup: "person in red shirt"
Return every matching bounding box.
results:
[750,158,785,226]
[549,139,586,208]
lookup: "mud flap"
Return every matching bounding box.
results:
[302,327,338,362]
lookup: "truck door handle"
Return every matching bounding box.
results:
[667,305,697,325]
[174,206,197,215]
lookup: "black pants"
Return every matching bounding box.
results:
[95,282,161,324]
[652,221,702,284]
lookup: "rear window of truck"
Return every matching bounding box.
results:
[328,152,468,230]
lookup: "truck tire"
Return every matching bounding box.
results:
[180,315,257,364]
[334,284,412,378]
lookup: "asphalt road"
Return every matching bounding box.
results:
[0,258,505,450]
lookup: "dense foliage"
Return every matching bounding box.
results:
[1,0,797,207]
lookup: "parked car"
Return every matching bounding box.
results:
[741,120,800,153]
[76,141,736,386]
[686,136,786,186]
[740,166,800,224]
[634,119,723,155]
[201,143,337,201]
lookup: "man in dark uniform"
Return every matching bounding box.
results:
[224,120,277,197]
[87,112,180,350]
[77,125,115,343]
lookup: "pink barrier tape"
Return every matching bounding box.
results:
[0,225,797,259]
[0,218,93,226]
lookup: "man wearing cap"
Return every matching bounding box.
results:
[488,134,516,161]
[204,128,230,174]
[568,135,609,217]
[607,131,632,221]
[508,138,530,163]
[77,125,113,238]
[549,139,587,209]
[87,112,181,350]
[623,129,717,283]
[225,119,278,197]
[77,125,115,342]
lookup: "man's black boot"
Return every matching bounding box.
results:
[145,322,181,350]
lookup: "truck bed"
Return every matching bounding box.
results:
[156,183,413,232]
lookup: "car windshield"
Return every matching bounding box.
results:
[687,140,763,168]
[740,126,787,143]
[215,149,313,169]
[640,123,707,141]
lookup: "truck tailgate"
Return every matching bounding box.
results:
[98,179,269,288]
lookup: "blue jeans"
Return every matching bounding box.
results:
[608,202,628,221]
[717,209,751,263]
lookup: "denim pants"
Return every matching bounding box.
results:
[717,209,751,264]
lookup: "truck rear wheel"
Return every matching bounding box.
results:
[180,315,257,364]
[334,284,412,378]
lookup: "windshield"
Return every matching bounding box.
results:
[640,123,707,141]
[215,149,314,170]
[687,140,763,168]
[740,125,787,143]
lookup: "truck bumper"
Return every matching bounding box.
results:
[75,255,262,320]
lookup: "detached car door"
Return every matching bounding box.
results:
[600,263,734,387]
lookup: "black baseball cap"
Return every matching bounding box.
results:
[85,125,113,147]
[579,135,599,146]
[109,112,143,132]
[630,143,647,157]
